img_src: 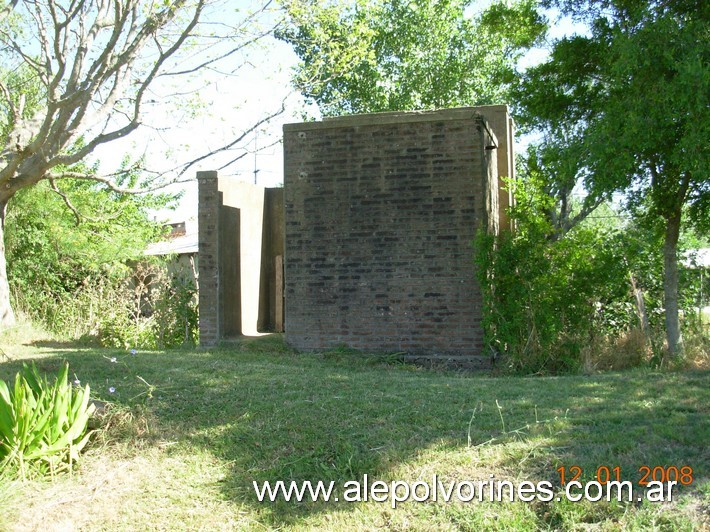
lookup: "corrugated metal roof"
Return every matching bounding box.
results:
[145,232,198,256]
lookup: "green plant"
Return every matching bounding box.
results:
[95,261,198,350]
[515,0,708,357]
[0,362,95,479]
[278,0,546,117]
[474,174,634,373]
[148,272,199,349]
[5,170,176,340]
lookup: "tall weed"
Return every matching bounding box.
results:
[12,260,198,349]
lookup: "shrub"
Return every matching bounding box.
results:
[11,259,198,350]
[475,172,707,374]
[95,260,198,349]
[0,362,95,479]
[475,204,638,374]
[5,173,181,347]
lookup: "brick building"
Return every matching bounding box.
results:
[198,105,514,361]
[282,105,513,359]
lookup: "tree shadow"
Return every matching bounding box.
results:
[2,339,707,528]
[27,339,98,350]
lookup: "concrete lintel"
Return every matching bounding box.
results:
[284,106,488,132]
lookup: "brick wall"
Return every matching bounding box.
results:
[197,171,221,346]
[283,107,501,356]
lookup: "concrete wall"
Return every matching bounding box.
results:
[283,107,505,356]
[258,188,285,332]
[197,173,284,345]
[219,180,265,336]
[474,105,515,232]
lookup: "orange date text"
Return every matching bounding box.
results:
[556,465,694,486]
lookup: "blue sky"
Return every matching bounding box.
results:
[87,2,587,224]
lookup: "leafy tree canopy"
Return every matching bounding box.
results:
[516,0,708,229]
[514,0,709,355]
[278,0,547,116]
[6,161,176,299]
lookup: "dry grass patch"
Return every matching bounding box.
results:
[1,449,259,531]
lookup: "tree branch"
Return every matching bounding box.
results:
[51,0,206,168]
[0,80,18,126]
[0,0,284,206]
[175,99,286,178]
[48,168,193,195]
[0,0,19,25]
[163,0,281,77]
[216,136,282,173]
[48,177,82,225]
[564,195,603,232]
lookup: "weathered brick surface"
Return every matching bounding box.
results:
[197,171,221,346]
[283,108,500,356]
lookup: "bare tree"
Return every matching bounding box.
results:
[0,0,285,327]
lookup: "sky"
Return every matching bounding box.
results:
[86,0,311,224]
[86,1,587,225]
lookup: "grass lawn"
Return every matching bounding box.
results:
[0,335,708,530]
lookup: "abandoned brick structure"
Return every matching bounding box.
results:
[198,105,514,359]
[282,105,514,358]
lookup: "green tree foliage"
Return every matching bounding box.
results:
[515,0,709,356]
[478,133,710,372]
[6,170,199,349]
[5,163,175,335]
[278,0,546,115]
[476,161,707,374]
[475,161,638,373]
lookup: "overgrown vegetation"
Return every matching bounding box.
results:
[5,178,198,349]
[476,162,709,374]
[96,262,199,350]
[0,339,707,529]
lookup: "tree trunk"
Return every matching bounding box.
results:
[663,210,683,358]
[0,200,16,328]
[629,271,652,349]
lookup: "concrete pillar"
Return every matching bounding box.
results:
[473,105,516,232]
[220,203,241,337]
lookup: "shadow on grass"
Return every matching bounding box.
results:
[1,336,708,528]
[27,338,103,350]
